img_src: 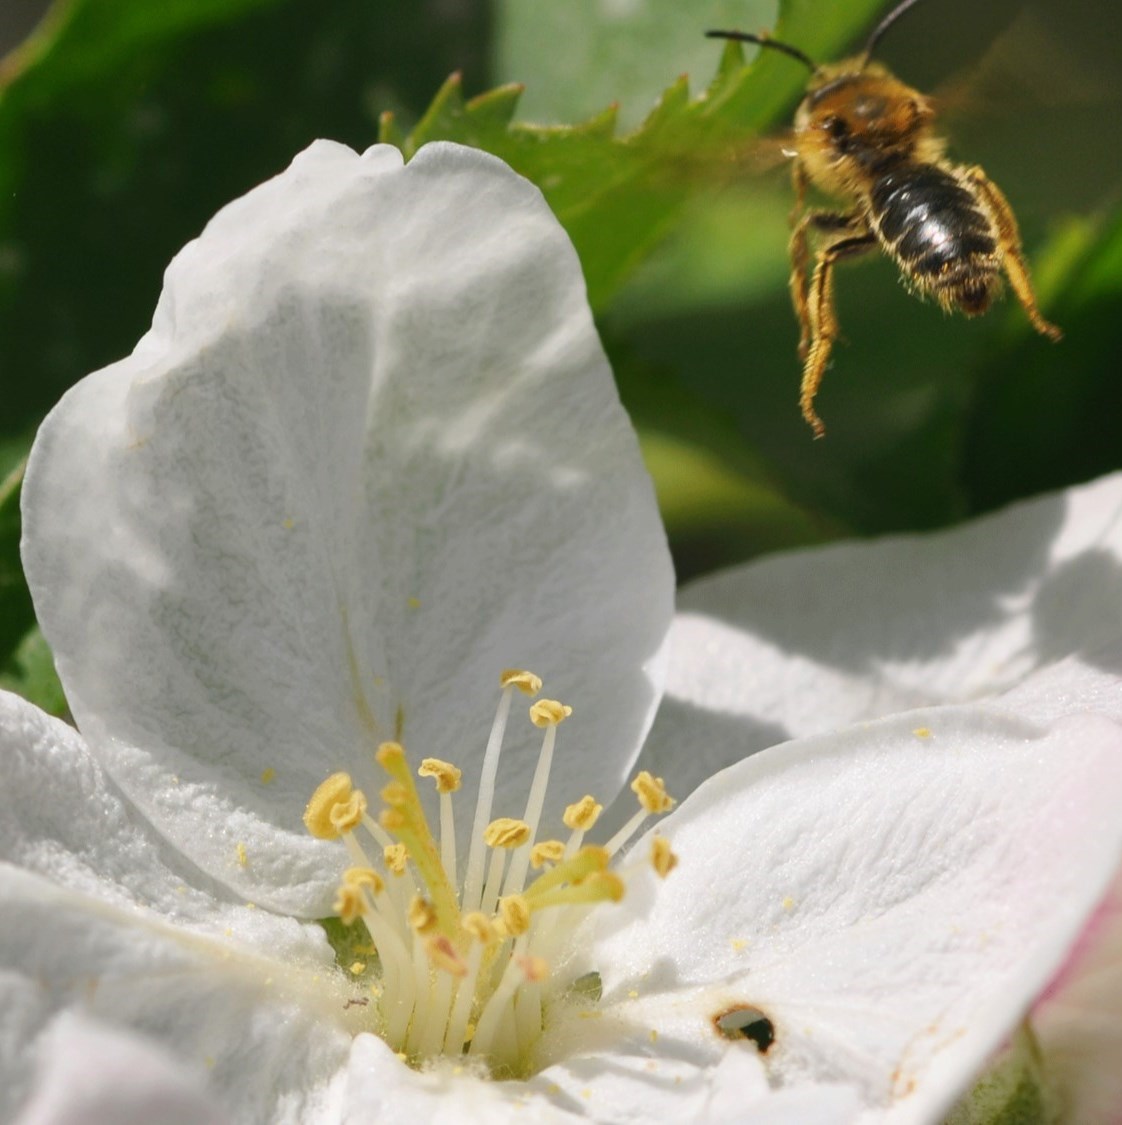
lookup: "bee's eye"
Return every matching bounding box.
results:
[823,115,848,139]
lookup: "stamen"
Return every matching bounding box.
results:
[484,818,532,849]
[304,772,360,839]
[562,794,602,858]
[376,742,460,936]
[530,840,565,869]
[502,699,571,898]
[304,674,678,1078]
[604,771,677,856]
[497,894,532,937]
[419,758,462,886]
[462,671,542,914]
[650,836,679,878]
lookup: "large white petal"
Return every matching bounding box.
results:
[0,865,351,1124]
[22,140,673,915]
[16,1012,228,1125]
[638,473,1122,796]
[0,689,329,958]
[584,698,1122,1123]
[340,1030,857,1123]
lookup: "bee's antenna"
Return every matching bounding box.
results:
[705,29,816,72]
[861,0,926,66]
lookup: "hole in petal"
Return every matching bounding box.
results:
[713,1005,776,1053]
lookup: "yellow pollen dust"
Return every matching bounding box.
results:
[530,699,572,728]
[484,817,531,849]
[563,795,602,831]
[500,669,543,696]
[419,758,462,793]
[530,840,565,869]
[497,894,533,937]
[260,767,276,785]
[304,772,358,840]
[650,836,678,879]
[631,771,675,814]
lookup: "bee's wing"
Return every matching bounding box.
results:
[933,8,1115,124]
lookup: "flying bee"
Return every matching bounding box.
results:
[708,0,1062,438]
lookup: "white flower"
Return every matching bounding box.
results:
[3,139,1122,1124]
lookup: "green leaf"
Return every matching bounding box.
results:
[963,202,1122,513]
[0,0,492,442]
[0,445,34,665]
[945,1022,1054,1124]
[388,0,887,309]
[0,625,68,719]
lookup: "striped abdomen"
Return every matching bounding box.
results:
[869,162,998,314]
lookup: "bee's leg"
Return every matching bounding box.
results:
[790,210,860,360]
[801,231,877,438]
[966,166,1062,342]
[796,229,877,438]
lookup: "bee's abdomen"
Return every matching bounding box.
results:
[870,163,996,291]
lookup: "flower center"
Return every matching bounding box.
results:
[303,669,676,1077]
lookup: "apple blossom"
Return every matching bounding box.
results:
[2,139,1121,1124]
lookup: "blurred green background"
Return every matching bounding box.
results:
[2,0,1121,712]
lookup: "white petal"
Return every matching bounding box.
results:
[638,472,1122,796]
[16,1013,227,1125]
[0,689,327,960]
[587,702,1122,1122]
[0,865,349,1124]
[22,141,673,914]
[533,1043,859,1123]
[341,1032,856,1123]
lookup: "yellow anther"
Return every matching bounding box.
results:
[384,843,408,875]
[650,837,678,879]
[426,934,469,977]
[329,788,367,834]
[529,699,572,728]
[498,894,532,937]
[500,669,543,696]
[350,961,366,975]
[484,817,532,849]
[376,741,407,769]
[380,807,407,833]
[462,912,497,945]
[303,772,356,840]
[408,895,439,935]
[334,883,365,926]
[530,840,566,869]
[380,780,410,807]
[344,867,384,895]
[631,771,675,814]
[563,795,603,831]
[418,758,462,794]
[518,955,549,983]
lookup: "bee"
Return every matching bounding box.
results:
[707,0,1062,438]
